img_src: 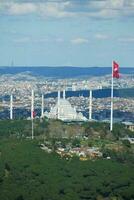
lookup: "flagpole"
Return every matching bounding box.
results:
[31,89,34,139]
[32,118,34,139]
[110,61,114,131]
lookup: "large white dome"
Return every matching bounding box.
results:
[44,91,87,122]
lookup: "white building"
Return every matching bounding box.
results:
[44,90,87,122]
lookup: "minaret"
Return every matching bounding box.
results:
[41,94,44,117]
[10,94,13,120]
[63,89,66,99]
[31,89,34,119]
[89,90,92,121]
[57,90,60,119]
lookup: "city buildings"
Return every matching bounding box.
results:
[0,72,133,121]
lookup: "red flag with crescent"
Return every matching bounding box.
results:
[113,61,119,78]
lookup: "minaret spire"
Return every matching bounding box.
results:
[57,90,60,119]
[89,90,92,121]
[41,94,44,117]
[10,94,13,120]
[63,89,66,99]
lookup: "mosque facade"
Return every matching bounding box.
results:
[44,90,87,122]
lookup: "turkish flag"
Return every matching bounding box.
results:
[113,61,119,78]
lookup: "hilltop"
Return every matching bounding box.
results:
[0,119,134,200]
[0,118,134,162]
[0,118,133,139]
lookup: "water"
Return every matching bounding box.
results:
[44,89,134,98]
[0,66,134,78]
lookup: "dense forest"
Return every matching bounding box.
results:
[0,139,134,200]
[0,118,133,139]
[0,119,134,200]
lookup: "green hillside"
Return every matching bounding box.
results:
[0,118,133,139]
[0,119,134,199]
[0,138,134,200]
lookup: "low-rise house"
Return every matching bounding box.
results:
[40,144,52,153]
[121,137,134,144]
[122,122,134,132]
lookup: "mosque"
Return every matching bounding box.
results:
[44,90,87,122]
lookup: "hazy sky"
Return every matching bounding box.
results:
[0,0,134,67]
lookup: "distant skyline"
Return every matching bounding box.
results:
[0,0,134,67]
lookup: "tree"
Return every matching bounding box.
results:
[72,138,80,147]
[122,140,131,148]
